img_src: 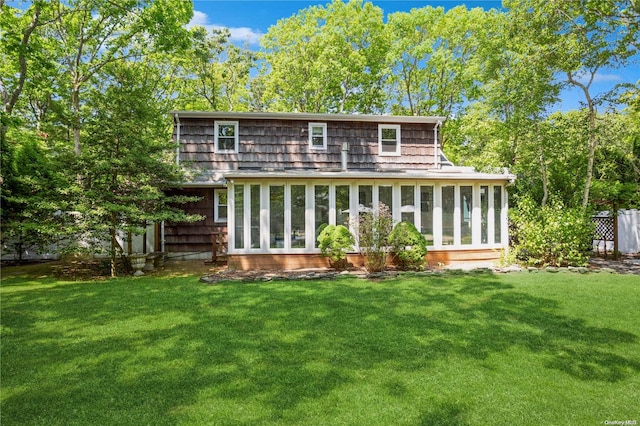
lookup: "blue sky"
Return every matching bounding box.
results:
[190,0,639,111]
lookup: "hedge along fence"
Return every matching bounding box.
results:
[510,196,595,267]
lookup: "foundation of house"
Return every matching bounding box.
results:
[227,249,504,271]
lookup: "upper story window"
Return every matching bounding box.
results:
[309,123,327,150]
[215,121,239,153]
[378,124,401,156]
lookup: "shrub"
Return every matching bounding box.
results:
[510,196,595,267]
[317,224,354,270]
[389,221,428,270]
[352,203,393,273]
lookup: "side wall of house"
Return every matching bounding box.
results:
[164,188,226,255]
[178,118,437,172]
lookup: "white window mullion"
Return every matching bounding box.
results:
[392,183,401,224]
[502,187,509,247]
[472,184,481,246]
[329,184,336,225]
[349,184,357,245]
[454,185,461,246]
[244,184,251,250]
[284,184,291,250]
[227,183,236,254]
[306,183,315,251]
[261,184,269,251]
[414,183,421,232]
[488,184,495,246]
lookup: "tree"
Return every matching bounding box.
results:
[259,0,388,113]
[173,26,255,111]
[77,61,201,276]
[44,0,192,155]
[504,0,639,208]
[385,6,490,120]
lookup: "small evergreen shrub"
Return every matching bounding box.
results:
[389,221,428,271]
[317,224,354,270]
[510,196,595,267]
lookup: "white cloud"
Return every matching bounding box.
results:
[226,26,263,45]
[189,10,209,27]
[574,71,623,85]
[188,10,262,45]
[592,73,623,83]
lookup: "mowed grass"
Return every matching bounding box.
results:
[1,267,639,425]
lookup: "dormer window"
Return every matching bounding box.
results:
[378,124,401,156]
[309,123,327,150]
[215,121,238,153]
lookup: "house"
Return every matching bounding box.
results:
[165,111,514,270]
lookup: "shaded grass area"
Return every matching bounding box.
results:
[1,269,639,425]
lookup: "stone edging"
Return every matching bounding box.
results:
[200,262,639,284]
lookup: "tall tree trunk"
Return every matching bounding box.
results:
[72,83,82,155]
[567,70,598,209]
[583,106,597,208]
[1,4,42,147]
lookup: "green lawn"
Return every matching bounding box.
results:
[1,269,638,425]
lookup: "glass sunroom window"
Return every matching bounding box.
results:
[270,185,284,248]
[442,186,454,245]
[291,185,306,248]
[401,185,415,223]
[234,185,244,249]
[379,185,393,212]
[460,186,473,245]
[420,185,434,245]
[315,185,329,246]
[336,185,350,226]
[358,185,373,211]
[250,185,261,249]
[494,186,502,244]
[481,186,489,244]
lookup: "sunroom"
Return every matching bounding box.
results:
[225,169,512,270]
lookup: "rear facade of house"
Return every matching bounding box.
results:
[165,111,514,270]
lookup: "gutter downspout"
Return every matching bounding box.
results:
[434,120,442,169]
[341,142,348,171]
[175,113,181,165]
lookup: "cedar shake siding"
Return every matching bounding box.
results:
[177,118,438,173]
[167,111,514,268]
[164,188,226,253]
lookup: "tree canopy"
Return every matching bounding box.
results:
[1,0,639,265]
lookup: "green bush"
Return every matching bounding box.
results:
[510,196,595,267]
[389,221,428,271]
[317,224,354,270]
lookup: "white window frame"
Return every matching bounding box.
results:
[214,121,239,153]
[308,122,327,150]
[227,180,510,255]
[378,124,401,156]
[214,188,228,223]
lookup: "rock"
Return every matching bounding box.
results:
[200,275,217,284]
